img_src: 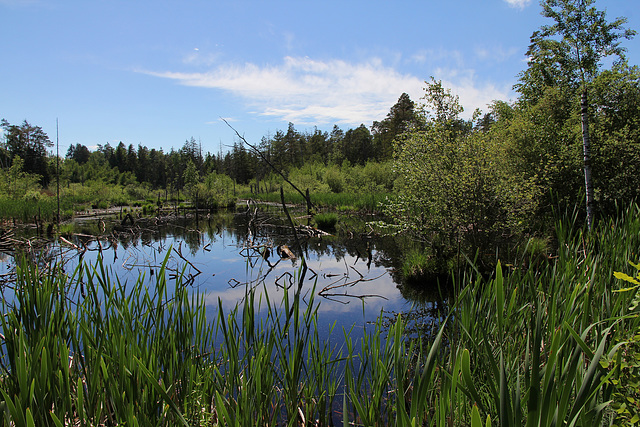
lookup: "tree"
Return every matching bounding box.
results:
[372,93,421,161]
[125,144,138,173]
[183,159,200,202]
[306,128,330,164]
[342,124,374,165]
[181,137,203,172]
[490,86,582,218]
[328,125,345,164]
[420,77,470,135]
[524,0,636,229]
[66,143,91,164]
[1,119,53,185]
[228,142,253,184]
[114,142,127,172]
[148,148,167,188]
[386,80,538,258]
[590,63,640,212]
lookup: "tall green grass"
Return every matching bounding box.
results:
[0,203,639,425]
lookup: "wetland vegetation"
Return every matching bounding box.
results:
[2,0,640,425]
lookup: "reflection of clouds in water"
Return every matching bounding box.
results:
[200,252,404,319]
[5,216,410,336]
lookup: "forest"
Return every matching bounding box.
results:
[1,0,640,425]
[2,59,640,272]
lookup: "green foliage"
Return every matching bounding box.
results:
[287,162,331,194]
[0,156,41,199]
[324,166,344,193]
[494,86,583,214]
[590,64,640,214]
[514,0,637,229]
[2,203,640,424]
[1,119,53,186]
[388,79,539,254]
[401,247,455,284]
[372,92,423,161]
[603,261,640,426]
[517,0,636,103]
[198,171,237,209]
[313,212,338,231]
[247,161,394,213]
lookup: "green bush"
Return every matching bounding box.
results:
[324,167,344,193]
[604,262,640,426]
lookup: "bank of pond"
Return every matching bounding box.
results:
[0,203,639,426]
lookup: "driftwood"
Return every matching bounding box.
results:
[318,265,388,303]
[276,244,296,259]
[296,224,331,238]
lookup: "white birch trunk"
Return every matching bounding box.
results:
[581,90,594,230]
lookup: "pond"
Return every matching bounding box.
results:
[0,205,446,343]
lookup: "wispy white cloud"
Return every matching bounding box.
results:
[504,0,532,9]
[410,48,465,69]
[143,56,422,126]
[474,45,519,63]
[428,67,512,116]
[141,56,511,125]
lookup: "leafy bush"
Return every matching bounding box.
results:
[604,262,640,426]
[387,80,539,258]
[324,167,344,193]
[22,190,43,203]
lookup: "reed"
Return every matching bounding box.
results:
[313,212,339,231]
[0,203,638,425]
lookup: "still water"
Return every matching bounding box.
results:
[1,207,440,342]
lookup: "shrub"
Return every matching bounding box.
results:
[324,168,344,193]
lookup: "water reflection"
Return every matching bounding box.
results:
[1,208,446,339]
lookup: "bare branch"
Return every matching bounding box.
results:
[221,117,313,209]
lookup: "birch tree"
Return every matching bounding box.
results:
[527,0,635,229]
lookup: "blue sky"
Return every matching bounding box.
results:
[1,0,638,156]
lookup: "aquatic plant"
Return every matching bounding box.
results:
[0,203,638,425]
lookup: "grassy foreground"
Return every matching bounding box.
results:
[0,205,639,426]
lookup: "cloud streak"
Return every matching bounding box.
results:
[503,0,532,9]
[141,55,511,126]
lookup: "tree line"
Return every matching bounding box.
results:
[1,92,417,192]
[1,0,639,243]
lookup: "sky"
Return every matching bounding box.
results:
[1,0,639,156]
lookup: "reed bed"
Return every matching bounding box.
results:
[0,203,639,426]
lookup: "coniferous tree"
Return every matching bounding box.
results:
[1,119,53,185]
[66,143,91,164]
[372,92,421,160]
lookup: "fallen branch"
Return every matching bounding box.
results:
[173,243,202,275]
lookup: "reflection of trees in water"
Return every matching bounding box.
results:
[3,209,445,305]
